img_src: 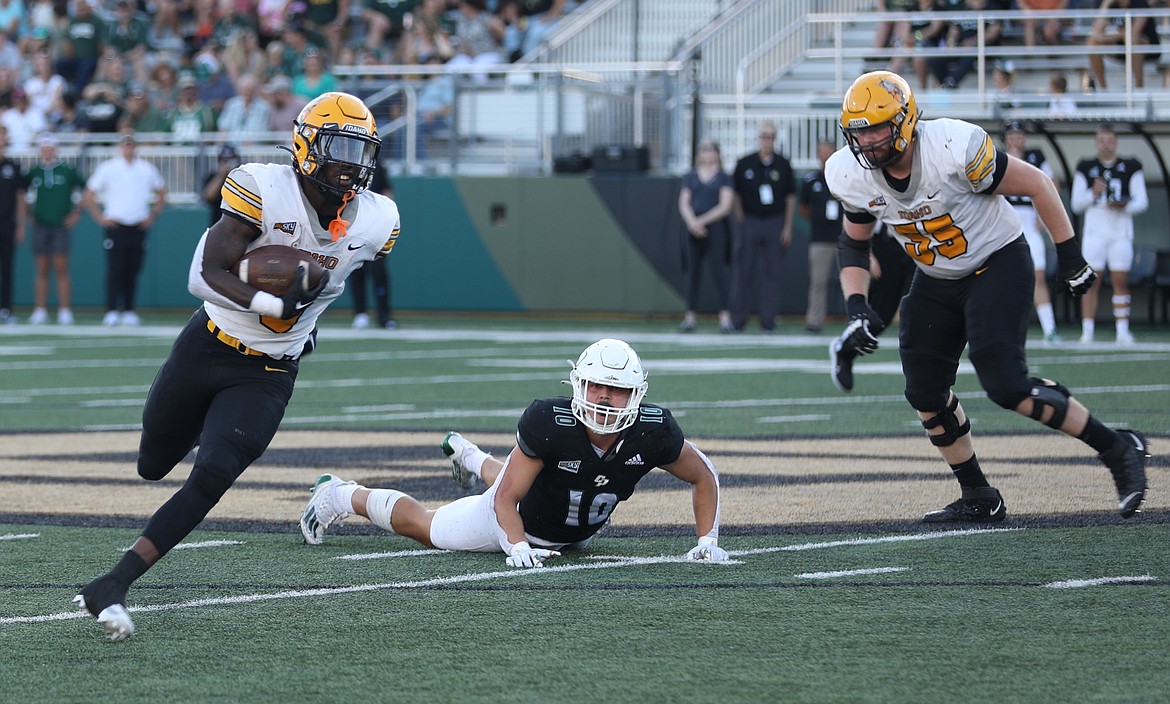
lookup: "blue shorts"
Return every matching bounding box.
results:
[31,224,71,256]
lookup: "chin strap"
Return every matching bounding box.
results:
[328,190,354,242]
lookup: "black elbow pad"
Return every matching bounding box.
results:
[837,231,872,270]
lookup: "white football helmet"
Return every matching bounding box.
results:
[567,339,648,434]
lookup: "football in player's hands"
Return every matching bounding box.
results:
[230,245,326,296]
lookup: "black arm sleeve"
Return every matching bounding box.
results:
[837,230,872,270]
[983,150,1010,194]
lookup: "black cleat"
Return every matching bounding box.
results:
[73,575,134,641]
[922,489,1007,523]
[829,336,857,392]
[1100,429,1150,518]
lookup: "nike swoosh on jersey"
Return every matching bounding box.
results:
[347,242,364,250]
[927,190,940,199]
[264,365,289,373]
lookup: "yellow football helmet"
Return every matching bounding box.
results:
[291,92,381,201]
[839,71,920,170]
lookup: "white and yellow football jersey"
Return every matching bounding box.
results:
[826,118,1022,280]
[189,162,401,358]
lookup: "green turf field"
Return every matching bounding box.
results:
[1,314,1168,703]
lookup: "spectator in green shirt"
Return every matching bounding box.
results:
[26,135,86,326]
[362,0,416,51]
[118,82,169,133]
[166,78,217,143]
[102,0,150,84]
[58,0,104,94]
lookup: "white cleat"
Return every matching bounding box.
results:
[441,431,480,491]
[73,594,135,642]
[300,474,354,545]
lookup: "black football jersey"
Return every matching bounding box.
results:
[1005,149,1047,207]
[1074,157,1143,204]
[515,397,685,545]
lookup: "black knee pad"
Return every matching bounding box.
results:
[137,459,169,482]
[137,434,200,481]
[921,394,971,447]
[983,372,1036,411]
[905,388,950,414]
[1031,376,1071,398]
[1027,381,1071,430]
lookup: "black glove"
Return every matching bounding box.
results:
[280,266,330,319]
[1056,239,1096,297]
[841,294,882,356]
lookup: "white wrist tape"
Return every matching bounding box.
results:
[249,291,284,317]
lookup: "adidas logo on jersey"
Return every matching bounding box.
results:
[557,460,581,473]
[624,454,644,465]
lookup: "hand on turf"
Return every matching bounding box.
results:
[280,267,330,319]
[505,541,560,569]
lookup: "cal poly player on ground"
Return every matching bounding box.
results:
[825,71,1149,524]
[300,339,728,567]
[74,92,401,641]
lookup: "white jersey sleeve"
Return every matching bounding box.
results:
[189,163,402,359]
[825,119,1021,280]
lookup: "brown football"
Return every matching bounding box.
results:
[230,245,326,296]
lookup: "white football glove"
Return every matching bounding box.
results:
[505,541,561,569]
[685,536,730,562]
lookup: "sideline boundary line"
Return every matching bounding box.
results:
[2,528,1009,626]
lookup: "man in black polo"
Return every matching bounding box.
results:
[799,139,843,333]
[730,120,796,333]
[0,126,29,324]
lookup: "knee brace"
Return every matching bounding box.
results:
[921,394,971,447]
[1026,377,1071,430]
[365,489,405,534]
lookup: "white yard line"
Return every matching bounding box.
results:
[4,528,1015,627]
[336,548,448,560]
[795,567,909,579]
[0,533,40,541]
[1043,575,1158,589]
[172,540,245,551]
[736,527,1022,554]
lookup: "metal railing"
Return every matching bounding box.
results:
[803,7,1170,106]
[522,0,731,64]
[21,3,1170,200]
[676,0,869,93]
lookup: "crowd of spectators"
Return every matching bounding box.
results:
[871,0,1166,93]
[0,0,575,150]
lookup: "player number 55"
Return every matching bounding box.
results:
[893,213,968,266]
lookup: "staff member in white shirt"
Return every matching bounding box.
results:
[83,131,167,326]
